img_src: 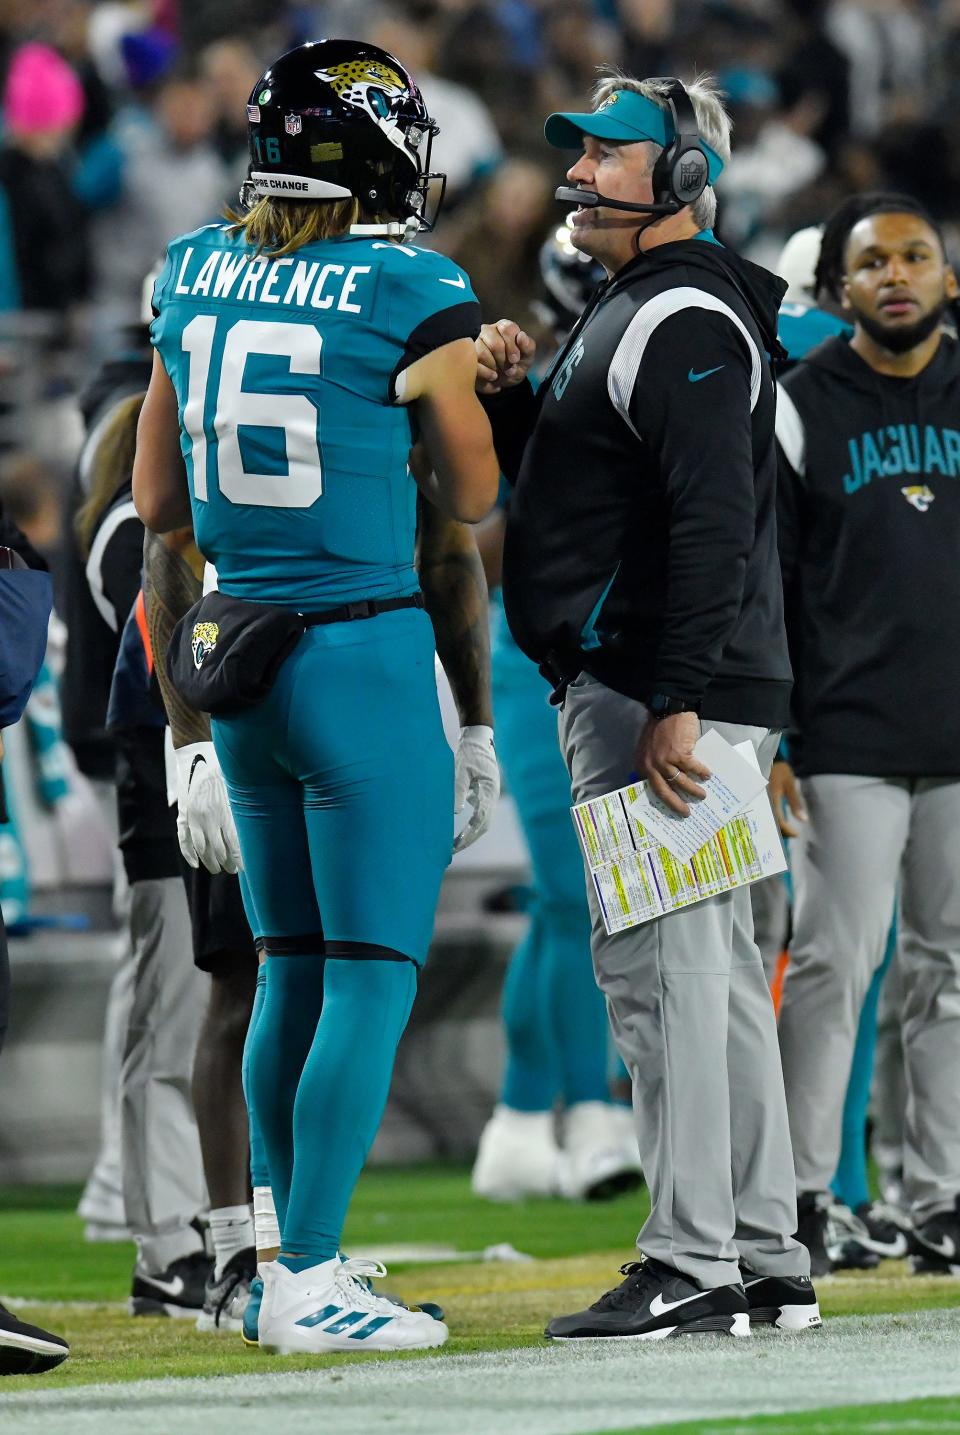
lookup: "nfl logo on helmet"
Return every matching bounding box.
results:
[284,113,302,136]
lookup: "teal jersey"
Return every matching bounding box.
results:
[151,224,480,606]
[778,301,852,361]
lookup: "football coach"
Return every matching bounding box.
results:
[476,70,818,1340]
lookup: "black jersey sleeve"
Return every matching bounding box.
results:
[629,307,758,701]
[389,301,482,400]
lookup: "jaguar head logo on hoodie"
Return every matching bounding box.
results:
[901,484,935,512]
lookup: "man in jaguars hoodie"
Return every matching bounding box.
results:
[773,195,960,1275]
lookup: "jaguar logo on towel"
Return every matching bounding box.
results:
[191,621,220,670]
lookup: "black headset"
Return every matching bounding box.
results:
[555,77,711,219]
[649,77,711,212]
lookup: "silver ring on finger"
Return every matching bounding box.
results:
[666,768,682,783]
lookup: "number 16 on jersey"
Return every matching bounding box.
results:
[181,316,325,509]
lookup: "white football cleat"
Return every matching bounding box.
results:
[558,1102,644,1202]
[471,1106,560,1201]
[257,1257,448,1354]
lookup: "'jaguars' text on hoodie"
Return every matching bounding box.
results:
[776,333,960,776]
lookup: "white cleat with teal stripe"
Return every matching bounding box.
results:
[257,1257,449,1354]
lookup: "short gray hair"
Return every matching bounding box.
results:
[590,70,732,231]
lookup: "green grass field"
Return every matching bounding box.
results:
[3,1167,960,1433]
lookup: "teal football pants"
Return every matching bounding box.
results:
[213,607,452,1262]
[213,607,452,964]
[492,611,621,1112]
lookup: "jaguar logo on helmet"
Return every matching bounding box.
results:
[191,621,220,671]
[314,59,408,109]
[284,112,302,136]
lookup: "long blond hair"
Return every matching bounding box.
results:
[75,392,145,558]
[225,195,361,258]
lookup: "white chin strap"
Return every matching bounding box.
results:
[350,216,422,241]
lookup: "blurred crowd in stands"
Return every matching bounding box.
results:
[0,0,951,918]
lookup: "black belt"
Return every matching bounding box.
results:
[538,650,578,706]
[300,592,424,627]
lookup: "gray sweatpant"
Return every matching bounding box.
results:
[778,775,960,1219]
[122,878,209,1271]
[871,943,906,1186]
[750,874,790,985]
[559,675,808,1289]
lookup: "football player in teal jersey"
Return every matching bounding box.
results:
[133,40,498,1355]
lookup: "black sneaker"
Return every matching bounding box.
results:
[825,1202,880,1271]
[130,1249,212,1318]
[0,1302,69,1375]
[854,1201,910,1260]
[196,1247,257,1333]
[909,1197,960,1276]
[739,1265,822,1331]
[795,1193,831,1277]
[545,1258,750,1340]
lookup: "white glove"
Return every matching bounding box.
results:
[453,724,500,854]
[174,741,242,875]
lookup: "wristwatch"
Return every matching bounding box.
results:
[648,693,702,719]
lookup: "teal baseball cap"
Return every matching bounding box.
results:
[544,89,724,184]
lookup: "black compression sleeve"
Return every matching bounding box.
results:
[389,301,482,400]
[479,380,538,485]
[630,308,758,700]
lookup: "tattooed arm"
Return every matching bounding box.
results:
[416,494,492,727]
[416,492,499,851]
[142,527,241,872]
[142,527,209,749]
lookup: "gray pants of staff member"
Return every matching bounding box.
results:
[750,874,790,985]
[122,878,209,1272]
[778,775,960,1220]
[559,674,808,1290]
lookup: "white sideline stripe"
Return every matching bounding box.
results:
[1,1297,127,1311]
[607,286,763,440]
[85,499,139,633]
[775,382,806,476]
[5,1308,960,1434]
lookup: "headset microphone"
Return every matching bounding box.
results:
[554,186,677,216]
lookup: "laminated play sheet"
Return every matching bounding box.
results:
[571,739,787,935]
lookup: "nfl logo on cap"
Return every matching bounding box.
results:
[285,113,302,136]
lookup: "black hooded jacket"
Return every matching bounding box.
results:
[488,237,792,726]
[776,333,960,776]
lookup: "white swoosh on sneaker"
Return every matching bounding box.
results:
[649,1288,708,1317]
[146,1275,185,1298]
[921,1235,956,1260]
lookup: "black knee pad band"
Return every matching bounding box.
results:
[258,931,326,956]
[323,940,416,966]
